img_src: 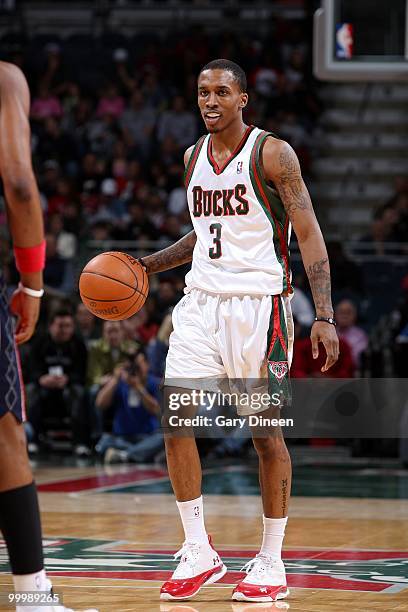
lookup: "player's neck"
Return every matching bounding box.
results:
[210,120,248,155]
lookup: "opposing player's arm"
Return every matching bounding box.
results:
[262,138,339,371]
[0,63,44,283]
[140,146,197,275]
[0,62,45,344]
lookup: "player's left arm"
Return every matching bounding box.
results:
[262,138,339,372]
[0,63,45,344]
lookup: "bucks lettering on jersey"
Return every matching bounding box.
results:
[184,125,291,296]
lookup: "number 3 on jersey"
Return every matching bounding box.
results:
[209,223,222,259]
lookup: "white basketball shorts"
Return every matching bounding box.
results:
[165,289,293,415]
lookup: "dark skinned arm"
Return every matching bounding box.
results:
[0,62,45,344]
[141,145,197,275]
[262,138,339,372]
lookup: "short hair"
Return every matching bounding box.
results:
[49,308,73,324]
[199,59,247,93]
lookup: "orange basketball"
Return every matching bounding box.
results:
[79,251,148,320]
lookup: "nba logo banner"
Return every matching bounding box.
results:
[336,23,353,59]
[237,161,243,174]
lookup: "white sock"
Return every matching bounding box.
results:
[13,568,47,593]
[13,572,58,612]
[176,495,208,544]
[260,515,288,560]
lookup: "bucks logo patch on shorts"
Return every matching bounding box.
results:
[266,296,292,406]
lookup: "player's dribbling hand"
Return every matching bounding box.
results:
[10,286,41,345]
[311,321,339,372]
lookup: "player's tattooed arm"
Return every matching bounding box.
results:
[263,138,339,371]
[306,257,332,317]
[141,230,197,275]
[263,138,333,314]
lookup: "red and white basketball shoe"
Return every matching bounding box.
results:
[232,554,289,603]
[160,536,227,600]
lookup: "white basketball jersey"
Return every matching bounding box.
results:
[184,125,292,296]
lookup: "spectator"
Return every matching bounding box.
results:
[47,212,77,259]
[120,90,156,159]
[87,320,139,390]
[75,302,100,346]
[35,117,78,170]
[119,160,146,202]
[146,313,173,378]
[335,299,369,369]
[90,178,127,226]
[43,233,74,295]
[122,308,159,345]
[154,280,180,318]
[39,159,61,202]
[96,83,125,118]
[157,95,197,150]
[359,207,400,256]
[160,215,182,242]
[140,71,166,109]
[87,320,140,440]
[46,177,75,216]
[86,113,119,158]
[25,309,90,455]
[327,241,364,296]
[291,287,314,327]
[31,84,63,122]
[88,220,113,242]
[117,202,157,241]
[95,350,163,464]
[168,176,188,215]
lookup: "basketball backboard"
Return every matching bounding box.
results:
[314,0,408,80]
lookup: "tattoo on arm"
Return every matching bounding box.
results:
[275,147,312,221]
[306,257,333,317]
[142,231,196,275]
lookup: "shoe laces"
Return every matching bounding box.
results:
[173,541,202,578]
[241,553,278,578]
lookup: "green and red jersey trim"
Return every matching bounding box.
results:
[207,125,255,175]
[249,130,292,294]
[266,296,288,361]
[184,135,206,188]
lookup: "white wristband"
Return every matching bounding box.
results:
[18,282,44,298]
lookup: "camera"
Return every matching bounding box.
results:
[125,362,140,377]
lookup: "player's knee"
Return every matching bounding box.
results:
[252,435,287,460]
[0,415,29,466]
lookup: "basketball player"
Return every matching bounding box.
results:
[0,61,97,612]
[139,59,339,603]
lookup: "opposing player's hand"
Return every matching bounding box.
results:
[10,286,41,345]
[311,321,339,372]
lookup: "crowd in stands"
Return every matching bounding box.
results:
[360,183,408,255]
[0,23,406,462]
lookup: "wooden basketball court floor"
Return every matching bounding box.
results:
[0,455,407,611]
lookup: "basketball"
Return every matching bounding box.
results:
[79,251,148,320]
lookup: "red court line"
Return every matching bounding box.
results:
[37,468,168,493]
[49,571,392,592]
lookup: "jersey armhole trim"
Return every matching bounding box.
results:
[184,135,207,188]
[249,131,292,294]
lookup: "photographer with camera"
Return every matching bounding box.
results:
[95,349,163,463]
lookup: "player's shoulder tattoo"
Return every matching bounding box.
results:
[278,142,299,176]
[271,141,312,218]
